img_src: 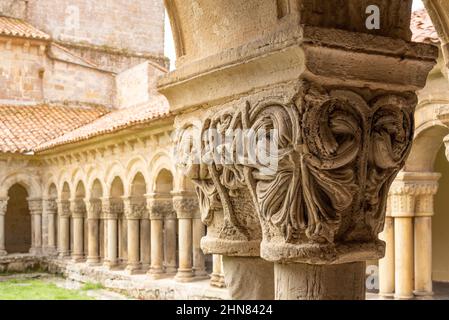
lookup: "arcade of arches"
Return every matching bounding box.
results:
[1,0,449,300]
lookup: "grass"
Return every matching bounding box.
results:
[0,279,95,300]
[81,282,105,291]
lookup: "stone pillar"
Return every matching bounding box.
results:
[103,198,121,269]
[147,194,166,278]
[0,198,8,256]
[70,199,86,262]
[164,209,177,275]
[43,199,58,255]
[210,255,225,288]
[57,200,71,258]
[28,198,43,255]
[173,193,196,282]
[124,196,146,274]
[162,0,436,300]
[140,216,151,271]
[192,214,208,279]
[86,198,102,265]
[413,174,439,296]
[378,196,395,296]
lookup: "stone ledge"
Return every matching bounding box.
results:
[0,254,228,300]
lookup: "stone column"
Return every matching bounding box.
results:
[414,173,439,296]
[124,196,146,274]
[390,174,416,299]
[57,200,71,258]
[140,216,151,271]
[103,198,120,269]
[28,198,43,255]
[0,198,8,256]
[173,193,196,282]
[192,213,208,279]
[162,0,436,300]
[43,199,58,255]
[210,255,225,288]
[378,196,395,296]
[70,199,86,262]
[86,198,102,265]
[164,208,177,275]
[147,194,166,278]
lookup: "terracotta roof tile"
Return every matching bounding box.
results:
[411,9,439,44]
[0,104,108,153]
[36,96,171,152]
[0,15,50,40]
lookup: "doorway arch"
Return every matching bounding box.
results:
[5,184,31,254]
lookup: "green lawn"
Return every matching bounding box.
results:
[0,279,94,300]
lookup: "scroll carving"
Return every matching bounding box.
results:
[185,83,416,262]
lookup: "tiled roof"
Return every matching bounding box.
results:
[0,15,50,40]
[0,104,108,153]
[36,96,171,152]
[411,9,439,44]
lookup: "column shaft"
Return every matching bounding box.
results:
[394,217,414,299]
[72,216,84,262]
[140,219,151,270]
[379,216,395,296]
[192,218,207,278]
[414,216,433,295]
[175,218,194,281]
[126,219,140,274]
[87,218,100,265]
[0,202,6,255]
[275,262,366,300]
[47,213,56,253]
[59,216,70,257]
[105,218,118,268]
[210,254,225,288]
[164,218,177,274]
[149,219,164,277]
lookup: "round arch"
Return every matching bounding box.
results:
[0,173,41,198]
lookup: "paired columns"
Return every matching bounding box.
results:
[70,198,86,262]
[147,193,166,278]
[380,172,440,299]
[43,199,58,255]
[57,199,71,257]
[27,198,43,255]
[86,198,101,265]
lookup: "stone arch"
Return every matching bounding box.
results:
[0,173,41,198]
[149,151,176,193]
[104,162,127,198]
[404,122,449,172]
[61,182,71,201]
[424,0,449,67]
[4,183,32,254]
[126,156,149,196]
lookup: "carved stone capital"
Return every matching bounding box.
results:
[172,193,199,219]
[86,198,102,219]
[57,200,71,217]
[70,199,86,218]
[43,199,58,215]
[185,82,425,263]
[102,198,123,220]
[27,198,42,215]
[123,196,147,220]
[146,193,176,220]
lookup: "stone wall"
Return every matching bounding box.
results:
[0,0,28,19]
[44,59,115,106]
[0,38,45,103]
[26,0,165,55]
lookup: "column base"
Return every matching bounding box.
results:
[45,247,58,256]
[0,250,7,256]
[125,264,142,275]
[58,252,71,259]
[140,263,150,272]
[165,266,177,275]
[378,292,395,298]
[414,290,434,296]
[72,255,85,263]
[175,268,195,282]
[104,260,120,270]
[147,267,166,279]
[210,274,226,288]
[394,294,414,300]
[29,248,42,255]
[86,257,101,266]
